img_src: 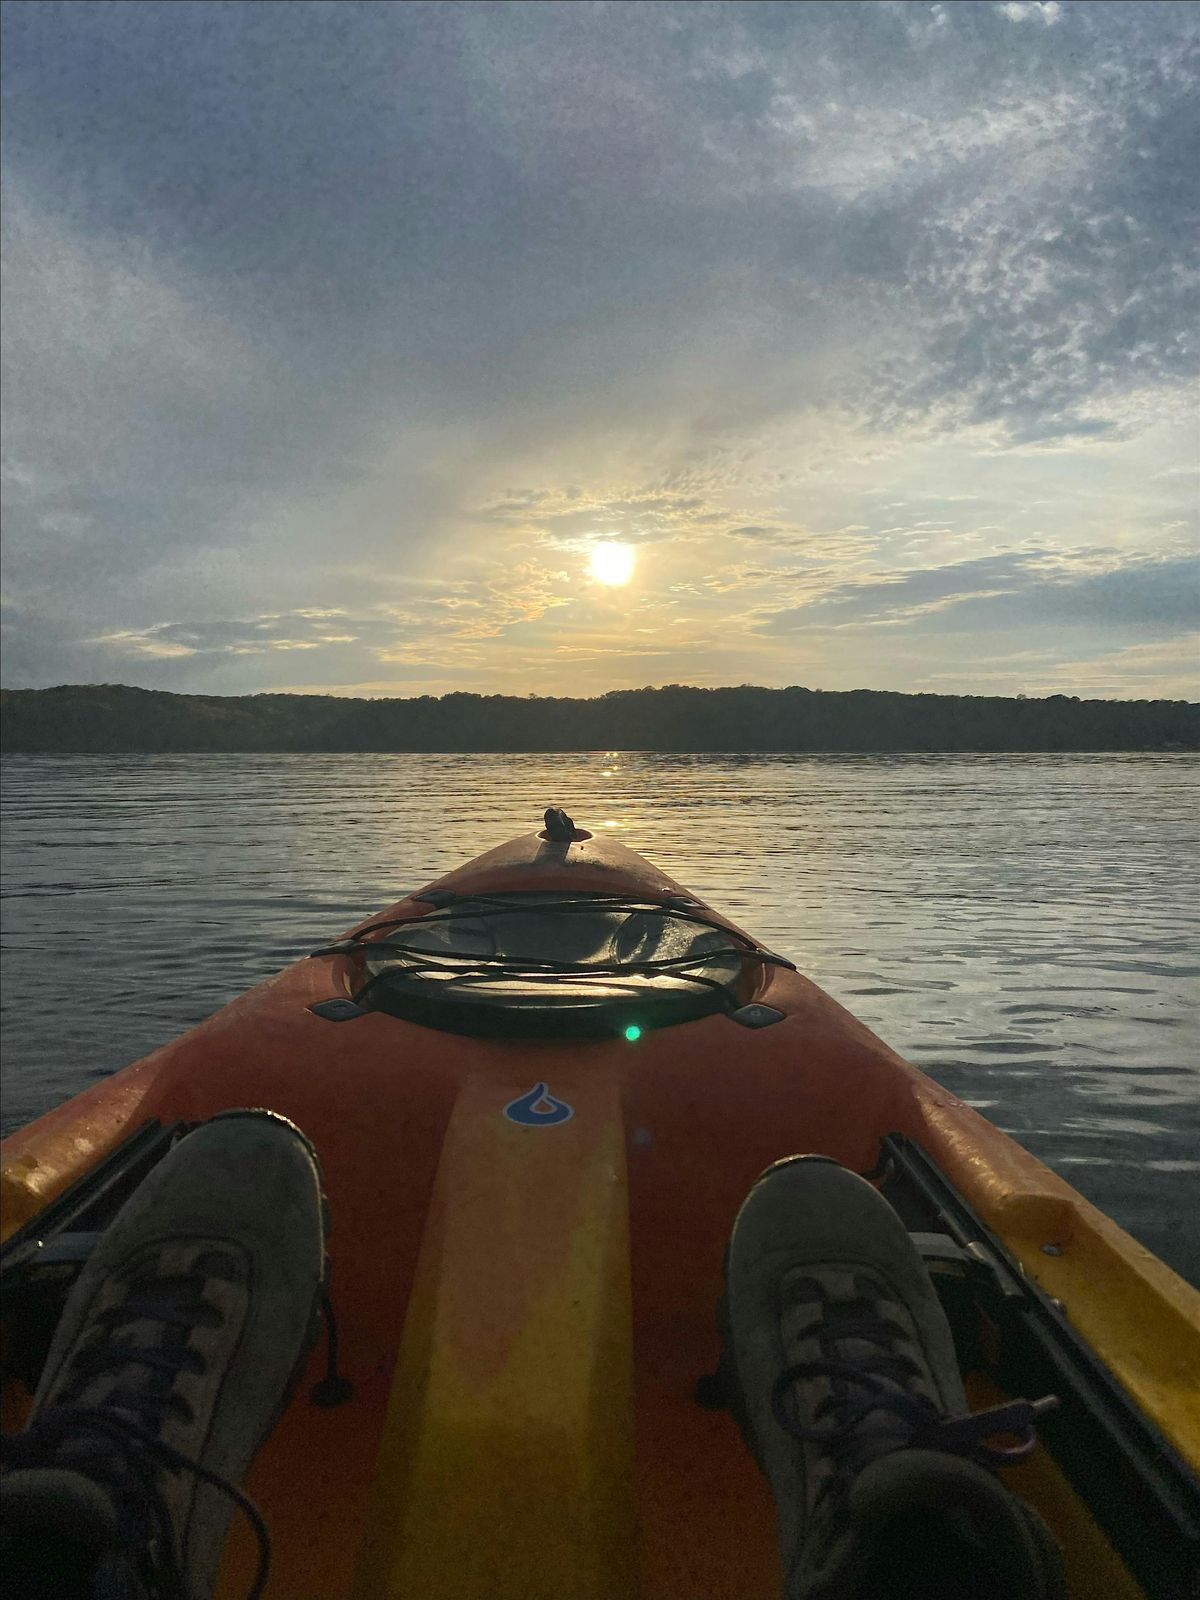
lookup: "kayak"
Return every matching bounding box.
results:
[2,816,1198,1598]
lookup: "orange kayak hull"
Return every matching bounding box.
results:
[3,831,1197,1597]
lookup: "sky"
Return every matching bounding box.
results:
[1,0,1197,701]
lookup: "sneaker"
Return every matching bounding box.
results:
[721,1155,1067,1600]
[1,1110,327,1599]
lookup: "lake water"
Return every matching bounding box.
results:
[1,751,1197,1287]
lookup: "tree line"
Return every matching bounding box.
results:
[1,683,1196,753]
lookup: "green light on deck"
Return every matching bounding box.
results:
[624,1024,643,1042]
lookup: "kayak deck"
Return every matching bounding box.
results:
[2,830,1198,1597]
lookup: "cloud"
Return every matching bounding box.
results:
[996,2,1062,25]
[89,610,362,660]
[477,482,808,552]
[7,1,1195,453]
[1,186,263,512]
[2,1,1198,700]
[79,557,576,674]
[1048,634,1200,698]
[758,550,1200,637]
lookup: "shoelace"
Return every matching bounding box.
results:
[770,1307,1057,1491]
[3,1405,270,1600]
[2,1264,271,1599]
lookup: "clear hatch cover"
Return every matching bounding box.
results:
[357,892,752,1037]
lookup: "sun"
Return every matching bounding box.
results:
[588,541,635,586]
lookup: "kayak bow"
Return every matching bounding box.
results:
[3,822,1198,1598]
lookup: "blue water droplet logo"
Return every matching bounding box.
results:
[503,1082,574,1127]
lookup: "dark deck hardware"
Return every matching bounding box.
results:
[309,998,368,1022]
[728,1003,786,1029]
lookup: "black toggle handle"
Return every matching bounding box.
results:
[543,806,581,842]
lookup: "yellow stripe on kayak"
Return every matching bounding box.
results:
[353,1065,637,1599]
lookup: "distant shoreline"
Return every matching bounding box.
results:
[2,683,1196,754]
